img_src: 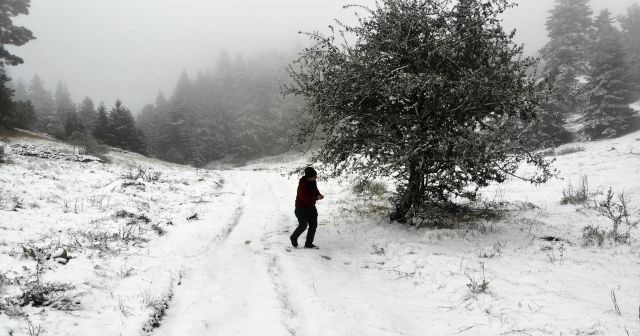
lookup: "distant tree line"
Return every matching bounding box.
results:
[0,1,145,155]
[136,51,302,166]
[540,0,640,141]
[8,76,146,154]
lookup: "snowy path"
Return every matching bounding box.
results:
[156,171,300,335]
[155,171,418,336]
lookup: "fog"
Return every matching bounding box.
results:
[6,0,639,113]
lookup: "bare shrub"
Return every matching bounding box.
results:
[113,210,151,244]
[466,263,489,295]
[371,243,385,255]
[542,241,566,264]
[479,241,505,258]
[11,196,24,211]
[561,175,589,205]
[118,267,136,278]
[146,171,162,182]
[582,225,607,247]
[151,223,166,236]
[116,296,131,316]
[118,222,146,244]
[122,165,161,182]
[26,318,41,336]
[597,188,639,243]
[69,228,115,253]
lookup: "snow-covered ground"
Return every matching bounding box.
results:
[1,130,639,335]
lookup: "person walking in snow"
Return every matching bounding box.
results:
[290,167,324,249]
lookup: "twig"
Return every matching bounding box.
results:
[611,289,621,316]
[455,325,475,334]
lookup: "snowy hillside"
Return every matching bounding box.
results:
[1,130,640,336]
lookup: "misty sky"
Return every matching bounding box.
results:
[7,0,639,113]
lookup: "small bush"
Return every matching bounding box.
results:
[67,131,109,160]
[121,165,161,182]
[540,146,585,157]
[582,225,606,247]
[113,210,151,224]
[0,145,7,163]
[466,263,489,295]
[141,286,174,334]
[555,146,585,156]
[597,188,639,243]
[409,199,506,229]
[151,223,166,236]
[352,179,387,196]
[561,175,589,205]
[0,272,9,293]
[19,281,77,310]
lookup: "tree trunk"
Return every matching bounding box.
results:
[390,160,424,223]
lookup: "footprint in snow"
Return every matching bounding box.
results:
[321,255,332,260]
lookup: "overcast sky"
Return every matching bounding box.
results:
[6,0,639,113]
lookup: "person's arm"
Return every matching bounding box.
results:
[317,188,324,200]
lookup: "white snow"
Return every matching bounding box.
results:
[1,130,639,336]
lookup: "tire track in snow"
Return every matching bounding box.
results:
[149,182,248,335]
[266,255,298,336]
[156,172,303,336]
[209,183,248,245]
[259,176,310,336]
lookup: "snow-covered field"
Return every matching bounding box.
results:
[1,130,639,335]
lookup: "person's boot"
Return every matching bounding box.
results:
[304,244,319,249]
[289,236,298,248]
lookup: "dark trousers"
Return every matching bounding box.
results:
[291,207,318,246]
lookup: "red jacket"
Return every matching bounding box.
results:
[295,180,321,209]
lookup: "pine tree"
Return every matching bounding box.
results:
[77,97,97,131]
[0,65,15,128]
[29,75,57,133]
[0,0,34,129]
[160,102,202,165]
[541,0,593,86]
[92,102,110,144]
[582,10,636,139]
[0,0,35,66]
[619,4,640,101]
[540,0,594,126]
[155,91,167,109]
[136,92,170,158]
[0,70,36,130]
[12,79,29,102]
[55,81,77,138]
[108,100,145,153]
[63,111,84,138]
[158,73,203,165]
[10,101,36,129]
